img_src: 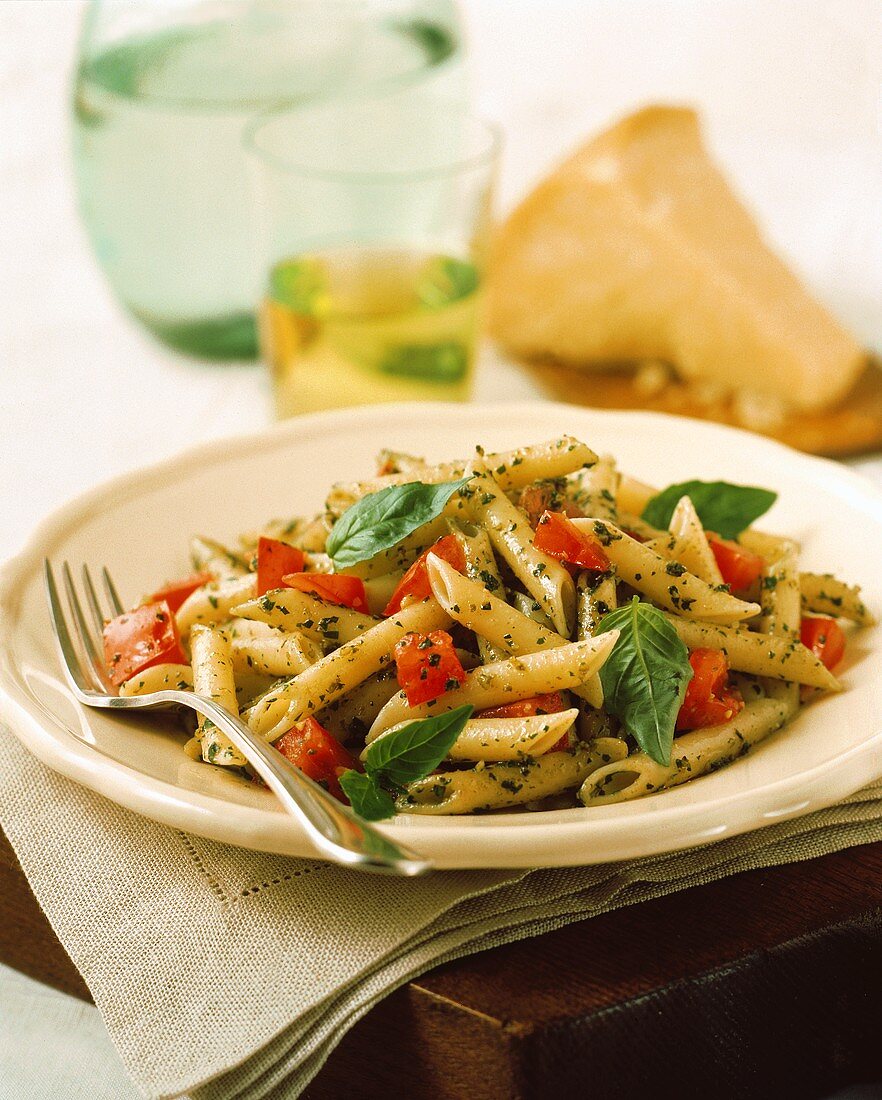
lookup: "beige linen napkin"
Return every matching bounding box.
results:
[3,724,882,1100]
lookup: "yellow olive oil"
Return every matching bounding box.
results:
[261,247,481,415]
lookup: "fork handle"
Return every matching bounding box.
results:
[150,692,432,875]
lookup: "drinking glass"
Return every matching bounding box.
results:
[245,98,499,415]
[72,0,467,360]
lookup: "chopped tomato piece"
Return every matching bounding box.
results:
[707,536,764,592]
[393,630,466,706]
[257,537,305,597]
[383,534,466,616]
[477,692,568,719]
[800,617,846,671]
[676,648,744,732]
[533,511,610,572]
[519,483,585,528]
[275,717,359,802]
[478,691,573,750]
[103,601,187,687]
[147,571,213,613]
[283,572,369,614]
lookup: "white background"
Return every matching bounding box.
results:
[1,2,881,1095]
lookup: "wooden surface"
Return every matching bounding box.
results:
[4,827,882,1098]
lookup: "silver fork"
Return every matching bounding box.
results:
[44,560,431,876]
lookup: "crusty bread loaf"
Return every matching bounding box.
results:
[489,106,865,416]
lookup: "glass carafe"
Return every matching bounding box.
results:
[72,0,467,359]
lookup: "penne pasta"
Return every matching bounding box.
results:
[246,598,452,741]
[668,496,724,586]
[367,708,579,764]
[326,436,598,517]
[189,536,249,577]
[176,574,256,637]
[400,739,626,814]
[570,518,760,624]
[367,633,619,741]
[459,524,508,663]
[464,472,575,636]
[427,554,603,709]
[581,694,791,804]
[800,572,875,625]
[232,587,379,645]
[759,549,801,716]
[617,475,657,515]
[190,624,246,766]
[119,663,193,696]
[664,614,840,691]
[227,621,323,678]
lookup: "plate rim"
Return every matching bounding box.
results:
[3,401,882,868]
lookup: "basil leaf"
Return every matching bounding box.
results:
[595,598,692,766]
[338,771,397,821]
[364,705,474,787]
[641,480,777,540]
[327,478,472,569]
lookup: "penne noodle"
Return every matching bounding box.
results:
[189,536,249,577]
[367,709,579,764]
[738,528,800,562]
[190,624,246,766]
[459,524,508,663]
[400,739,626,814]
[367,633,619,741]
[119,663,193,697]
[570,518,760,624]
[246,598,452,741]
[326,436,598,517]
[232,587,379,645]
[465,472,575,636]
[759,549,801,715]
[316,669,402,743]
[617,475,657,515]
[800,572,876,625]
[576,453,620,521]
[228,624,323,679]
[581,695,791,804]
[668,496,724,586]
[427,554,603,708]
[176,574,256,638]
[664,614,840,691]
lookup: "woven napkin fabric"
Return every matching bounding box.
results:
[3,724,882,1100]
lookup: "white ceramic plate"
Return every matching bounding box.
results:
[2,402,882,869]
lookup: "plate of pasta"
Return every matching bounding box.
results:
[1,402,881,868]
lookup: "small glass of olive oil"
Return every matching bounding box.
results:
[245,99,498,416]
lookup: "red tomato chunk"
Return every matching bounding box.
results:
[533,511,610,572]
[257,537,305,597]
[102,600,187,687]
[275,717,359,802]
[800,616,846,671]
[283,572,369,614]
[393,630,466,706]
[478,691,573,750]
[707,536,764,592]
[676,648,744,732]
[518,483,585,528]
[148,571,213,613]
[384,535,466,616]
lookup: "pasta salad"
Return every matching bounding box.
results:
[101,436,873,819]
